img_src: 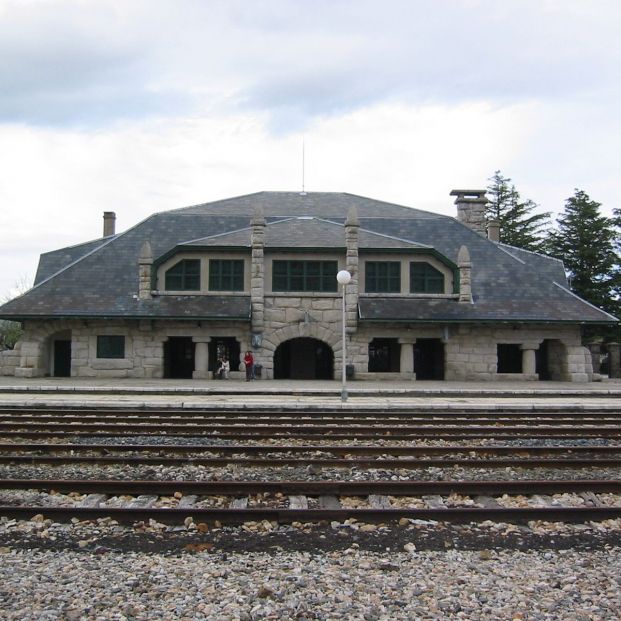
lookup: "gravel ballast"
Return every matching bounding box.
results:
[1,544,620,620]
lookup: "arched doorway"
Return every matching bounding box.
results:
[274,338,334,379]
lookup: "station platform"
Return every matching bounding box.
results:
[1,377,621,410]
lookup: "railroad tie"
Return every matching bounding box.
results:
[288,495,309,509]
[229,497,249,509]
[368,494,392,509]
[318,495,341,509]
[77,493,107,509]
[126,495,158,509]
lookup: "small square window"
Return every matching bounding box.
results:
[97,335,125,359]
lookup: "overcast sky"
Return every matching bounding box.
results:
[1,0,620,299]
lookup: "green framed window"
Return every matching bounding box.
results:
[365,261,401,293]
[165,259,201,291]
[272,260,338,292]
[97,335,125,359]
[209,259,244,291]
[410,262,445,293]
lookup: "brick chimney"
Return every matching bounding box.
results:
[103,211,116,237]
[450,190,487,236]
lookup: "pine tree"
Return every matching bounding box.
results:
[486,171,550,252]
[546,189,618,314]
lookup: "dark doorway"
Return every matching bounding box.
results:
[208,337,240,374]
[414,339,445,380]
[53,340,71,377]
[536,340,551,380]
[368,338,400,372]
[274,338,334,379]
[164,337,195,379]
[497,344,522,373]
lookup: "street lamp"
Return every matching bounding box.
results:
[336,269,352,402]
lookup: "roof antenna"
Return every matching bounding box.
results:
[300,137,306,196]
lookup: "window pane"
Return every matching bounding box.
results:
[272,260,337,291]
[97,335,125,359]
[365,261,400,293]
[410,262,445,293]
[165,259,201,291]
[209,259,244,291]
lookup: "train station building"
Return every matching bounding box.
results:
[0,190,616,381]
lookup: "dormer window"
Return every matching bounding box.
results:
[165,259,201,291]
[365,261,401,293]
[209,259,244,291]
[410,262,444,293]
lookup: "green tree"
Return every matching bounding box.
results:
[546,189,618,315]
[486,171,550,252]
[0,276,31,350]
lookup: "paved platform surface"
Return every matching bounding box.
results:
[1,377,621,410]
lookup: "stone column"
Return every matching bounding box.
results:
[138,241,153,300]
[345,206,359,332]
[608,343,621,378]
[399,340,415,376]
[192,338,211,379]
[457,245,473,304]
[520,343,539,375]
[587,342,602,375]
[250,208,266,334]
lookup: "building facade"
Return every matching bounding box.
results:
[0,190,616,381]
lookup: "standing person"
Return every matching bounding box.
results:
[244,350,254,381]
[221,356,230,380]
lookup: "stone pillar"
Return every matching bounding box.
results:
[250,208,266,334]
[138,241,153,300]
[399,340,415,375]
[608,343,621,378]
[520,344,538,375]
[450,189,488,236]
[345,206,359,332]
[457,245,473,304]
[192,339,211,379]
[587,342,602,375]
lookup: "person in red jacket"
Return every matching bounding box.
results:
[244,351,255,381]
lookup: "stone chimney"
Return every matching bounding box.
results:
[138,241,153,300]
[103,211,116,237]
[450,190,487,236]
[487,219,500,242]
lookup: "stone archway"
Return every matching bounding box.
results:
[262,323,341,380]
[274,337,334,379]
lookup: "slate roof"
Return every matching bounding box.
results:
[0,191,616,324]
[183,217,430,250]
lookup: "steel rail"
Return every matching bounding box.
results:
[2,478,620,494]
[1,443,620,456]
[1,454,621,468]
[3,413,621,424]
[0,505,619,524]
[3,422,621,433]
[2,430,621,440]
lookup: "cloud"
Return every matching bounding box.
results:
[1,0,619,129]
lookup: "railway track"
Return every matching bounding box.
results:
[2,478,621,525]
[1,406,620,526]
[2,442,621,468]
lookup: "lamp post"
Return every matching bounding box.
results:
[336,269,352,402]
